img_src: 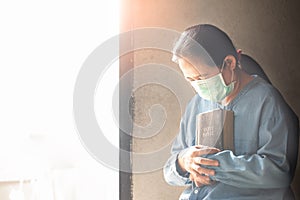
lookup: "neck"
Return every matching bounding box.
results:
[222,70,253,105]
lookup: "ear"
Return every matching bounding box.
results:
[224,55,236,70]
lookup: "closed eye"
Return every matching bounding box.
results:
[185,77,195,81]
[185,74,206,81]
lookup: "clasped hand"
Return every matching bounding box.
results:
[177,145,220,187]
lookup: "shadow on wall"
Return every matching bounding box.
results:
[240,53,300,199]
[239,53,271,84]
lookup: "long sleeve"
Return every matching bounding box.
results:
[163,76,298,199]
[163,153,191,186]
[163,95,208,186]
[163,114,191,186]
[208,150,291,189]
[207,87,299,189]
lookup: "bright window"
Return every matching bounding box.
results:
[0,0,119,199]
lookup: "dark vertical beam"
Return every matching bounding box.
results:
[119,0,133,199]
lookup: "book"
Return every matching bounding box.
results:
[196,109,234,152]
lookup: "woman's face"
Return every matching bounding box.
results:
[178,57,235,86]
[178,58,220,82]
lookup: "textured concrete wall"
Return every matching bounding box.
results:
[121,0,300,199]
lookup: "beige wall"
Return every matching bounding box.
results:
[121,0,300,199]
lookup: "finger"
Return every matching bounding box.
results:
[194,145,220,152]
[191,163,216,176]
[194,145,220,150]
[189,173,203,187]
[188,167,202,178]
[189,174,194,181]
[194,180,203,187]
[193,157,219,167]
[189,169,213,186]
[194,174,211,186]
[192,148,220,157]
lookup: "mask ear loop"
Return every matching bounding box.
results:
[231,69,235,83]
[221,59,235,85]
[226,59,235,84]
[220,60,226,73]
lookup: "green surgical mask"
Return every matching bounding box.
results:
[190,65,235,103]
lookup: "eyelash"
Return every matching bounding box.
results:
[186,75,207,81]
[186,77,194,81]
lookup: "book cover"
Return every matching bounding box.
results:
[196,109,234,151]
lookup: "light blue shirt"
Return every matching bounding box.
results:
[163,76,299,200]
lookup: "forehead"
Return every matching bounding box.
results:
[178,58,218,77]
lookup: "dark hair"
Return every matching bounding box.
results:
[240,54,272,84]
[172,24,238,68]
